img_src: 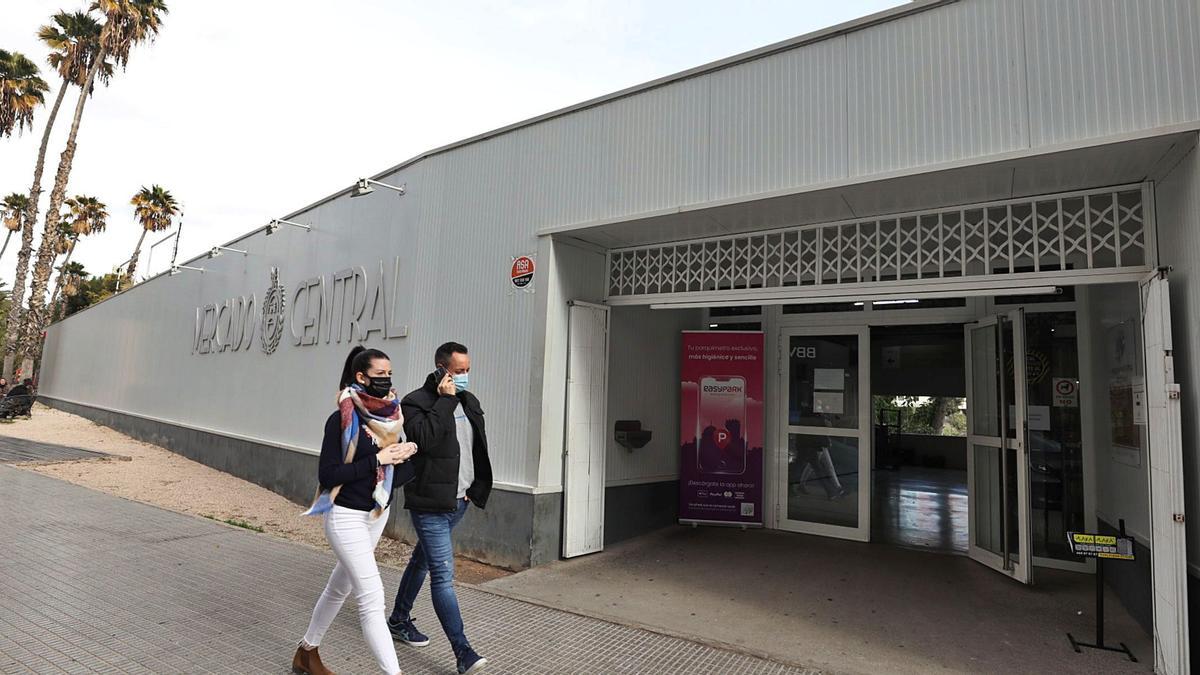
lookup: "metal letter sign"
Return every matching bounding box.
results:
[191,257,409,357]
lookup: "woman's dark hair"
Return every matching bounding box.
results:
[340,346,389,390]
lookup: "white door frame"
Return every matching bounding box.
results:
[1139,270,1190,675]
[562,300,610,558]
[776,325,871,541]
[964,310,1033,583]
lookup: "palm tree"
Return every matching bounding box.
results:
[2,11,108,380]
[126,185,178,281]
[0,192,32,378]
[0,49,48,137]
[19,1,167,378]
[48,195,106,310]
[53,261,87,321]
[0,193,28,262]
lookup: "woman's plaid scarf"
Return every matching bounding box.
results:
[303,384,405,519]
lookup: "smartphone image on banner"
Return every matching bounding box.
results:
[697,376,748,475]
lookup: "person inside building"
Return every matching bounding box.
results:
[388,341,492,675]
[292,346,417,675]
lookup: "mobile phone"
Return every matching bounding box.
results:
[697,376,748,475]
[434,366,448,381]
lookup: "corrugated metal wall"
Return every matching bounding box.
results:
[1024,0,1200,147]
[1152,142,1200,571]
[39,155,549,489]
[511,0,1196,235]
[846,0,1029,175]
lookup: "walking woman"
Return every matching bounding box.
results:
[292,346,418,675]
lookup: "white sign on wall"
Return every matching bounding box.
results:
[1009,404,1052,431]
[1052,378,1079,407]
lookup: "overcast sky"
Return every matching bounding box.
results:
[1,0,904,286]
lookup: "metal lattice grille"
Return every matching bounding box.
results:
[606,185,1150,301]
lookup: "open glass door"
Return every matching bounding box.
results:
[778,327,870,541]
[965,309,1033,583]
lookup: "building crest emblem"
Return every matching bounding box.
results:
[260,267,286,355]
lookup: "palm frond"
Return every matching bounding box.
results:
[39,11,112,88]
[1,192,30,231]
[91,0,169,68]
[131,184,178,232]
[65,194,108,235]
[0,49,49,136]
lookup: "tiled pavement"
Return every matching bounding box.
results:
[0,465,816,675]
[0,436,109,464]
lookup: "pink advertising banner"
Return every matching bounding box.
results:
[679,331,764,526]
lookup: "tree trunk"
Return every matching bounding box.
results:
[21,53,106,379]
[1,81,69,381]
[170,213,183,268]
[930,397,950,436]
[47,239,77,310]
[0,230,13,261]
[126,228,149,282]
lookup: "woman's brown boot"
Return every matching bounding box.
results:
[292,644,335,675]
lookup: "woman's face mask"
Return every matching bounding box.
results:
[362,374,391,396]
[355,360,393,396]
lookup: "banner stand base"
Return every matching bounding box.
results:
[679,519,764,528]
[1066,634,1136,662]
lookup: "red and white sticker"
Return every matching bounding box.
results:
[511,255,535,289]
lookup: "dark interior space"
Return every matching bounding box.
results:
[870,323,968,553]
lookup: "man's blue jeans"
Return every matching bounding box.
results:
[391,499,471,656]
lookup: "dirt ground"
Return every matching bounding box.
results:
[2,404,509,585]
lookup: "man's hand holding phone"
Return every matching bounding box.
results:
[436,367,457,396]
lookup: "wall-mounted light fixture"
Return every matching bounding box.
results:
[209,245,247,258]
[351,178,406,198]
[265,218,312,235]
[169,264,205,276]
[145,231,178,277]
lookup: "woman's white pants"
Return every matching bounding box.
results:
[302,505,401,675]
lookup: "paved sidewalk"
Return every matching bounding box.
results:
[0,465,815,675]
[0,436,109,464]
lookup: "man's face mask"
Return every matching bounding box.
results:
[452,373,469,392]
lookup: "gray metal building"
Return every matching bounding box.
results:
[38,1,1197,671]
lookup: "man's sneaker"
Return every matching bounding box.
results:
[456,648,488,674]
[387,616,430,647]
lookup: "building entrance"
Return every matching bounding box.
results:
[775,294,1094,584]
[870,323,968,554]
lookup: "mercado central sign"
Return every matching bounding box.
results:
[193,257,409,356]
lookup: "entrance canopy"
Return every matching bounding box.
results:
[551,132,1193,306]
[608,182,1149,306]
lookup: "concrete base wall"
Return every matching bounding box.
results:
[41,396,543,570]
[604,480,678,546]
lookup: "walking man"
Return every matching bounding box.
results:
[389,341,492,674]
